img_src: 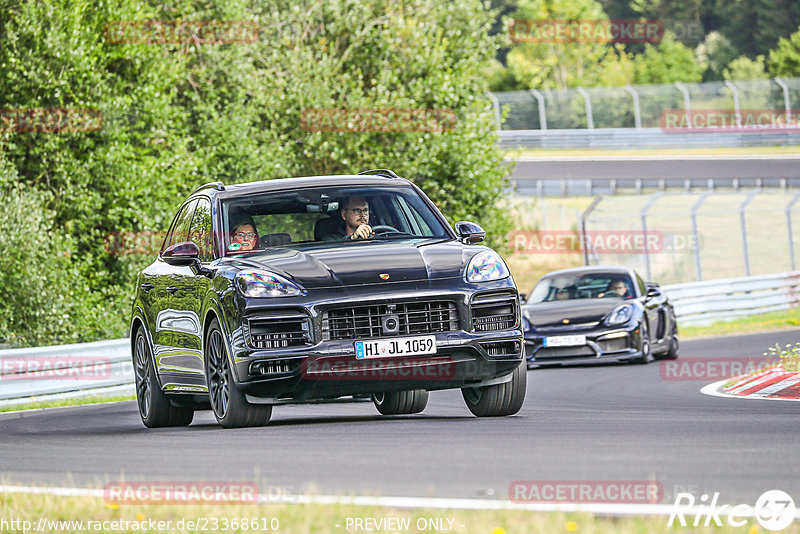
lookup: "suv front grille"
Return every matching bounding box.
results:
[247,313,312,349]
[471,293,518,332]
[322,300,458,341]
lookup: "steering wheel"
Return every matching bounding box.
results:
[370,225,413,237]
[601,290,621,298]
[371,225,401,234]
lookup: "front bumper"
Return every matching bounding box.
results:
[227,279,524,400]
[525,321,643,367]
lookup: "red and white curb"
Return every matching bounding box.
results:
[701,367,800,402]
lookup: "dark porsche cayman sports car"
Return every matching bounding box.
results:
[130,170,526,428]
[522,266,679,368]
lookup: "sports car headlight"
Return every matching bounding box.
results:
[465,251,510,283]
[235,270,305,298]
[606,303,634,325]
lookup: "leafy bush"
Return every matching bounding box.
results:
[769,26,800,77]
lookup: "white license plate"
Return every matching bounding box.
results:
[354,335,437,359]
[543,335,586,347]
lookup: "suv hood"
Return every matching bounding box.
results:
[223,239,473,288]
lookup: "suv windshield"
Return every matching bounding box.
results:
[528,273,635,303]
[220,185,450,254]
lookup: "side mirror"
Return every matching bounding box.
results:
[161,241,200,267]
[455,221,486,245]
[645,286,662,300]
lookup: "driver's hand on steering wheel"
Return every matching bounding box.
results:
[349,224,374,240]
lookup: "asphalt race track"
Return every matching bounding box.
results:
[2,330,799,506]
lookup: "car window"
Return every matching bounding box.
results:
[162,199,197,252]
[220,185,450,254]
[636,274,647,296]
[189,198,214,262]
[529,273,635,303]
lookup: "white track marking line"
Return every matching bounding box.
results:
[2,484,800,518]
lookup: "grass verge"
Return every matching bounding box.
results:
[0,394,135,414]
[0,491,790,534]
[679,308,800,340]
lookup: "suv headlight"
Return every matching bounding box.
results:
[235,270,305,297]
[465,251,510,283]
[606,303,634,325]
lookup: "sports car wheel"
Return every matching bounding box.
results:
[461,361,526,417]
[133,328,193,428]
[634,322,654,364]
[205,319,272,428]
[372,390,429,415]
[663,326,679,360]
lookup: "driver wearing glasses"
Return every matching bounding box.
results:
[323,196,374,241]
[230,221,259,251]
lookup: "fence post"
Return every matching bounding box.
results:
[581,195,604,266]
[674,82,692,129]
[723,80,741,128]
[740,189,761,276]
[774,78,792,125]
[576,87,594,129]
[690,191,712,281]
[529,89,547,130]
[486,91,502,130]
[624,85,642,129]
[786,192,800,271]
[641,192,664,281]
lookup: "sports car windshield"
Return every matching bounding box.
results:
[528,273,635,303]
[220,185,450,254]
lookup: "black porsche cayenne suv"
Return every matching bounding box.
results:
[130,169,526,428]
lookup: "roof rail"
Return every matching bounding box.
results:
[357,169,400,179]
[192,181,225,194]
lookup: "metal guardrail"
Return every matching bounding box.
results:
[498,129,800,150]
[663,272,800,326]
[0,339,132,407]
[1,274,799,405]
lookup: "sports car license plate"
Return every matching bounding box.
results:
[543,335,586,347]
[354,335,437,359]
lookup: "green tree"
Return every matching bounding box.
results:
[695,31,738,80]
[723,54,767,80]
[633,31,704,83]
[504,0,635,89]
[769,25,800,77]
